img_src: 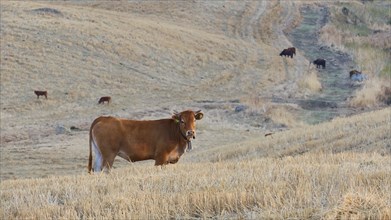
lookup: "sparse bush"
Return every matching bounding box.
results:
[297,68,322,94]
[265,105,302,128]
[319,23,347,52]
[242,95,270,114]
[349,78,389,107]
[326,193,391,220]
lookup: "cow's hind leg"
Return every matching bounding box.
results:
[92,140,103,172]
[102,154,116,173]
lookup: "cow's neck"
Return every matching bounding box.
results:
[180,126,194,152]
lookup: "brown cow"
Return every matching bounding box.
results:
[264,132,274,137]
[279,47,296,58]
[34,90,47,99]
[98,96,111,104]
[288,47,296,56]
[88,110,204,173]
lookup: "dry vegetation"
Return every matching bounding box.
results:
[1,0,390,219]
[297,66,323,94]
[319,0,391,107]
[1,108,390,219]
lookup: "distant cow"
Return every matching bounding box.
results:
[98,96,111,104]
[88,110,204,173]
[280,47,296,58]
[34,90,47,99]
[349,70,361,78]
[350,70,368,82]
[313,58,326,69]
[288,47,296,55]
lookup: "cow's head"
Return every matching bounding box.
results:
[173,110,203,141]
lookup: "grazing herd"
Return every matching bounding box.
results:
[279,47,366,80]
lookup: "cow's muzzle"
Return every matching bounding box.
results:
[186,130,196,139]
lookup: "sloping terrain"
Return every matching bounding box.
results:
[1,108,390,219]
[0,0,389,186]
[1,0,309,180]
[1,0,390,219]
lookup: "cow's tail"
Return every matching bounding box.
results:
[88,116,104,174]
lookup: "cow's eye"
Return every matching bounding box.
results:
[180,119,185,124]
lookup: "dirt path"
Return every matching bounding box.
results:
[285,5,361,124]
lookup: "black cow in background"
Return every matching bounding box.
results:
[98,96,111,104]
[287,47,296,56]
[34,90,48,99]
[313,58,326,69]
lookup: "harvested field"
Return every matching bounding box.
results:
[1,0,390,219]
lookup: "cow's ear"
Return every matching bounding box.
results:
[195,111,203,120]
[172,112,180,122]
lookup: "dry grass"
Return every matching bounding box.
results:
[350,78,389,107]
[1,1,391,219]
[319,23,347,52]
[319,1,391,107]
[0,156,384,219]
[196,108,390,164]
[265,105,302,128]
[297,67,323,94]
[2,107,390,219]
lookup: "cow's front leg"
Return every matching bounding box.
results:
[154,153,168,166]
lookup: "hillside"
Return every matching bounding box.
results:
[1,0,307,180]
[1,0,391,219]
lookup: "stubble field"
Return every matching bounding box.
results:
[1,0,390,219]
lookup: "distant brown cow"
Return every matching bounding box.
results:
[280,49,292,58]
[34,90,47,99]
[98,96,111,104]
[280,47,296,58]
[349,70,361,78]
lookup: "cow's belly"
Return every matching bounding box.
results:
[117,145,153,162]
